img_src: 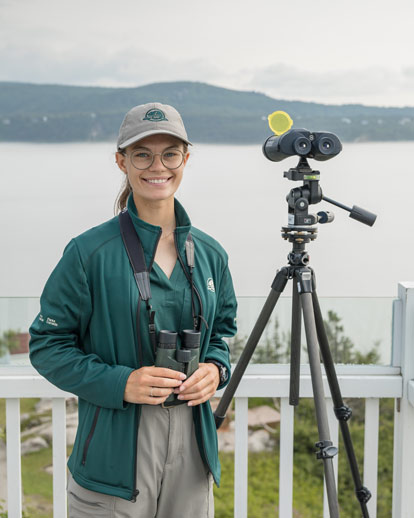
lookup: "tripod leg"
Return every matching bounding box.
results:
[289,279,302,406]
[298,271,340,518]
[214,267,290,429]
[312,287,371,517]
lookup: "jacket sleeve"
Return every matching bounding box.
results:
[204,262,237,390]
[29,239,134,410]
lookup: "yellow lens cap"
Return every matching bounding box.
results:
[267,111,293,135]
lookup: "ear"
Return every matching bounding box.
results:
[115,151,128,174]
[183,151,190,166]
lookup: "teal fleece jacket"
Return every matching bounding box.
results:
[29,195,237,501]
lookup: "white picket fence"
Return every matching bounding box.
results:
[1,282,414,517]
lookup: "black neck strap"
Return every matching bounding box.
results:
[119,209,200,357]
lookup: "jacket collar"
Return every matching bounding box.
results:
[126,193,192,268]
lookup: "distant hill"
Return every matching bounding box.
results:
[0,81,413,144]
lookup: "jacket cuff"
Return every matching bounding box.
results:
[113,366,136,409]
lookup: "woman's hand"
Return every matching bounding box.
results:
[124,366,187,405]
[173,363,220,407]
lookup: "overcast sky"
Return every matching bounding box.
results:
[1,0,414,107]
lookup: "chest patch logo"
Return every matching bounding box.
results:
[207,278,215,293]
[143,109,168,122]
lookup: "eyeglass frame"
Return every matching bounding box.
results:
[118,146,186,171]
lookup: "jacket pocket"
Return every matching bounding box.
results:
[81,406,101,466]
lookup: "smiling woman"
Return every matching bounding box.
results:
[28,102,238,518]
[116,134,189,212]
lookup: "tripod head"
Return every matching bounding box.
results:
[283,155,376,233]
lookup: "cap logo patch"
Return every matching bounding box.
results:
[143,109,168,122]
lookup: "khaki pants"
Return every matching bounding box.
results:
[67,403,214,518]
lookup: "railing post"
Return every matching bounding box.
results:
[5,398,23,517]
[392,282,414,518]
[234,397,248,518]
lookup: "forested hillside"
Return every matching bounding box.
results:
[1,81,413,143]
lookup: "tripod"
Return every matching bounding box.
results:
[214,158,376,517]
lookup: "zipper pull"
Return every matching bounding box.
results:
[185,234,195,269]
[131,489,140,502]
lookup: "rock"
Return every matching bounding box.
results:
[35,398,53,414]
[21,422,52,440]
[248,429,275,452]
[218,430,235,452]
[66,412,78,427]
[67,426,78,446]
[21,436,49,455]
[247,406,280,427]
[66,397,78,413]
[44,464,53,475]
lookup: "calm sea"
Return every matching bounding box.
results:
[1,140,412,362]
[1,140,412,297]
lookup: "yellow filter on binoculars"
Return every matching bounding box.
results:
[267,111,293,135]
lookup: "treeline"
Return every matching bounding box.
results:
[1,80,414,144]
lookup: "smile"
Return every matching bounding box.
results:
[143,177,171,184]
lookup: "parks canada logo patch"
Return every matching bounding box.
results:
[207,278,215,293]
[143,109,168,122]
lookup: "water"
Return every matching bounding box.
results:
[0,141,411,363]
[1,140,412,297]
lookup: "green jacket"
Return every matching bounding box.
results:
[29,195,237,501]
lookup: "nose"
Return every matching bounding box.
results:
[149,153,164,171]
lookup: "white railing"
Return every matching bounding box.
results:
[1,282,414,517]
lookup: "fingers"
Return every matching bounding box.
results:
[145,386,174,406]
[173,364,219,406]
[147,375,185,389]
[176,384,215,406]
[124,367,186,405]
[145,366,187,381]
[143,366,186,389]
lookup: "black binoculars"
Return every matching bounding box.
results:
[155,329,200,407]
[263,128,342,162]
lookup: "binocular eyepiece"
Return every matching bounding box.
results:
[263,128,342,163]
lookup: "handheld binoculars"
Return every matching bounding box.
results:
[155,329,200,407]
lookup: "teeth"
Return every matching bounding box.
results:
[146,178,168,184]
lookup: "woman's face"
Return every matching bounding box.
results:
[116,133,189,206]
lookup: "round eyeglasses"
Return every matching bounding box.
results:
[124,149,185,170]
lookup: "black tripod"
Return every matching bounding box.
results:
[214,158,376,517]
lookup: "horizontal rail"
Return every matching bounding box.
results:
[0,364,402,399]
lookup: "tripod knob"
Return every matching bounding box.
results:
[288,251,309,266]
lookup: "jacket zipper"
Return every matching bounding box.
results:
[81,407,101,465]
[130,404,142,501]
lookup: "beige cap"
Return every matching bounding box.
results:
[117,102,192,150]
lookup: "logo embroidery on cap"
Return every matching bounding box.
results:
[207,278,215,293]
[143,109,168,122]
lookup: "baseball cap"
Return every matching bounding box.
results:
[117,102,192,150]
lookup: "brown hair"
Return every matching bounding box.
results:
[114,142,189,214]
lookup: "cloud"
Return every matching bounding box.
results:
[0,39,413,107]
[242,64,414,106]
[0,41,227,88]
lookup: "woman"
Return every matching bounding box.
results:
[29,102,237,517]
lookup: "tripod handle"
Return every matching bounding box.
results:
[322,195,377,227]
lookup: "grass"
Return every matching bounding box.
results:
[214,398,394,518]
[0,398,394,517]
